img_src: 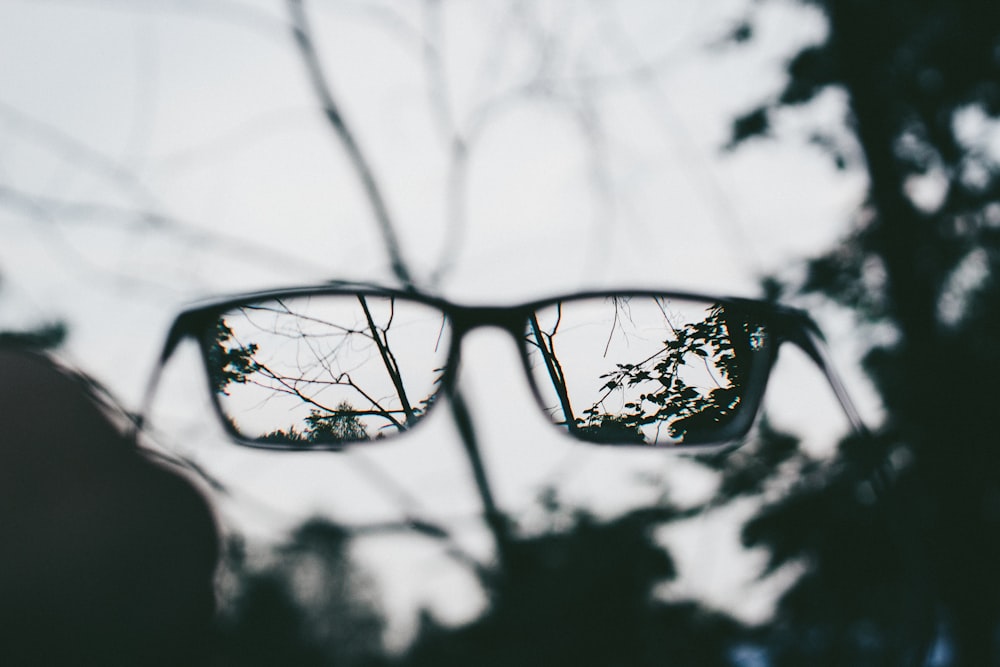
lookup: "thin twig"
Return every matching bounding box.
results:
[286,0,413,288]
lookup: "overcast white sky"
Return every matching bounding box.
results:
[0,0,875,644]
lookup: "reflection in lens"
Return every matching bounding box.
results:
[204,295,450,445]
[525,297,768,446]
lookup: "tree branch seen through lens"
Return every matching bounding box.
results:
[206,296,447,445]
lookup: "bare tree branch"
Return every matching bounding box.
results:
[0,184,331,279]
[286,0,414,288]
[284,0,516,564]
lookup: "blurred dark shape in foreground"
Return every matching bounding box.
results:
[728,0,1000,662]
[0,346,219,666]
[217,519,386,667]
[397,506,747,667]
[214,500,768,667]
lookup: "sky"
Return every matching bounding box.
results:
[0,0,876,646]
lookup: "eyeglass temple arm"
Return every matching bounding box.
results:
[780,311,872,440]
[135,311,207,435]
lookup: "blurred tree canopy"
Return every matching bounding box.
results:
[728,0,1000,664]
[394,506,747,667]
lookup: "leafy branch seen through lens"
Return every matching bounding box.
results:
[528,299,764,445]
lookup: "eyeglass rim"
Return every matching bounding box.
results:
[161,283,816,452]
[167,283,812,335]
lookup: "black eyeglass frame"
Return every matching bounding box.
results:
[147,283,867,453]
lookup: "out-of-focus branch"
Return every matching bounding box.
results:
[0,99,161,211]
[421,0,468,285]
[0,184,331,279]
[285,0,512,566]
[286,0,413,288]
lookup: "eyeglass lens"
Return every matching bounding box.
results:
[526,297,767,446]
[207,295,451,444]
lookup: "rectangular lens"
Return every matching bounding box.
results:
[203,294,451,446]
[525,295,770,446]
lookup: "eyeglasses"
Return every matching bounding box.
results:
[148,285,865,451]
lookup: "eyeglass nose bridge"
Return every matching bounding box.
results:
[436,304,540,399]
[437,304,578,444]
[446,304,532,338]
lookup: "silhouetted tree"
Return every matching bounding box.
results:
[218,519,386,667]
[729,1,1000,663]
[395,505,748,667]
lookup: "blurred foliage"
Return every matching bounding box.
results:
[217,506,758,667]
[215,519,386,667]
[393,506,746,667]
[0,276,66,350]
[0,321,66,350]
[725,0,1000,664]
